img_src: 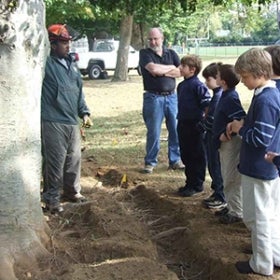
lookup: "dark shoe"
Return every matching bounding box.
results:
[44,203,64,214]
[235,261,272,276]
[178,185,188,193]
[219,213,242,224]
[62,193,87,203]
[205,200,227,210]
[203,193,215,204]
[169,161,185,170]
[235,261,254,274]
[214,207,229,216]
[179,187,203,197]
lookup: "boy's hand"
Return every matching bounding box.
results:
[226,122,233,139]
[219,132,229,142]
[265,152,279,163]
[231,119,244,133]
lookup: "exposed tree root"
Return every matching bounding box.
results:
[151,226,189,240]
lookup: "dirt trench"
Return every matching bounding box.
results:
[23,164,278,280]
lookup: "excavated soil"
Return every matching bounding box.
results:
[18,74,280,280]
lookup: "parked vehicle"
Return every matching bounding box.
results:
[71,38,140,79]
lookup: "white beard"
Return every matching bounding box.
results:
[149,46,162,53]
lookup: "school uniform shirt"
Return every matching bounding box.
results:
[238,83,280,180]
[212,88,246,149]
[177,75,211,121]
[204,87,223,131]
[274,78,280,91]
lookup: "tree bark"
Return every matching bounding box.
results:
[112,14,133,81]
[0,1,49,279]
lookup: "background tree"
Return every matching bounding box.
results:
[44,0,277,81]
[0,1,49,279]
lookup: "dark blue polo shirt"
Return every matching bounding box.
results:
[139,47,180,92]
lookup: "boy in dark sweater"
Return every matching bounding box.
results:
[177,55,211,197]
[265,152,280,175]
[228,48,280,276]
[264,45,280,91]
[212,64,246,224]
[201,62,226,209]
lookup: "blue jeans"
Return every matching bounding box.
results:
[142,92,181,166]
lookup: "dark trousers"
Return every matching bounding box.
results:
[177,120,206,190]
[205,131,225,202]
[41,121,81,205]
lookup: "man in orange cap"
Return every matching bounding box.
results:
[41,24,92,214]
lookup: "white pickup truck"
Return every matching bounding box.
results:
[71,39,140,79]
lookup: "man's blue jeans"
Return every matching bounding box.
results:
[142,92,181,166]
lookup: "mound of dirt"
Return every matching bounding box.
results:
[32,163,279,280]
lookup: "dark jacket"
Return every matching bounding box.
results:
[41,54,90,125]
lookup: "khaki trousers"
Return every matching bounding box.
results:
[219,136,242,217]
[242,175,280,276]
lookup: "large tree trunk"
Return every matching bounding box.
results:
[0,1,49,279]
[112,14,133,82]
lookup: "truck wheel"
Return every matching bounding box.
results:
[88,64,102,79]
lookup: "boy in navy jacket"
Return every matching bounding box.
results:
[201,62,226,210]
[212,64,246,224]
[177,55,211,197]
[228,48,280,276]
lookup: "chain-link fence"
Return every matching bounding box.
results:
[172,44,273,58]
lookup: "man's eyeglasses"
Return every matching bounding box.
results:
[147,37,161,42]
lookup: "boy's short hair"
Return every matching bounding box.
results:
[235,48,272,79]
[218,64,240,88]
[180,54,202,75]
[264,45,280,76]
[202,62,222,79]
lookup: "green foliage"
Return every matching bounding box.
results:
[44,0,279,43]
[44,0,94,27]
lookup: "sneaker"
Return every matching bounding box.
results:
[62,193,87,203]
[214,207,229,216]
[205,200,227,210]
[142,165,154,174]
[44,203,64,214]
[202,193,215,204]
[178,187,203,197]
[219,213,242,224]
[169,161,185,170]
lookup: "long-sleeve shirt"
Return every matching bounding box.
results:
[238,85,280,180]
[204,87,223,131]
[212,88,246,149]
[41,54,90,125]
[177,75,211,121]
